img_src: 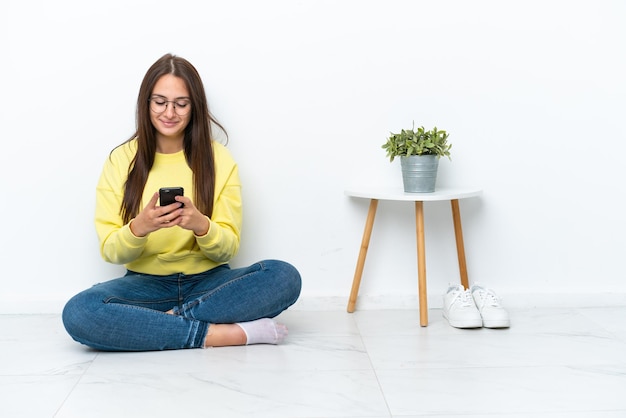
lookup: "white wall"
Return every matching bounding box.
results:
[1,0,624,313]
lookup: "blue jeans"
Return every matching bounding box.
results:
[62,260,301,351]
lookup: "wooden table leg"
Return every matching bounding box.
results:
[347,199,378,312]
[451,199,469,289]
[415,201,428,326]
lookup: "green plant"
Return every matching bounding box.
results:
[382,122,452,162]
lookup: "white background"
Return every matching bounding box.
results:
[1,0,624,313]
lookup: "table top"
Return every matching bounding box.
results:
[345,186,482,202]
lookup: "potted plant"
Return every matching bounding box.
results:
[382,123,451,193]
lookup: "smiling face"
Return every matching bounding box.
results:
[149,74,192,153]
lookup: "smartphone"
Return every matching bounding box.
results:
[159,187,184,207]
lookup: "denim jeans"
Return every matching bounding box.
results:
[62,260,301,351]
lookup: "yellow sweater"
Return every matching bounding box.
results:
[94,139,242,275]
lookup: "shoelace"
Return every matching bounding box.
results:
[476,289,501,307]
[455,289,475,307]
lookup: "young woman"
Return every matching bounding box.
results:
[62,54,301,351]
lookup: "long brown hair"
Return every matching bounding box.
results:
[116,54,227,224]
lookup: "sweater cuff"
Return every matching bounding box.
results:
[123,220,149,246]
[195,216,217,242]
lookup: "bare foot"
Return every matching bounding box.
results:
[204,323,247,347]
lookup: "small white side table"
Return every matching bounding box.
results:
[345,186,482,326]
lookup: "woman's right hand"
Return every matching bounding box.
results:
[129,192,184,237]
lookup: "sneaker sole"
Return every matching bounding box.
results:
[443,313,482,329]
[483,320,510,328]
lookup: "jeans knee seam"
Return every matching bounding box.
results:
[180,272,256,315]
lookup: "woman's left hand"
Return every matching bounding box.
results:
[168,195,210,236]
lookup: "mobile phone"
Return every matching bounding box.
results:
[159,187,184,207]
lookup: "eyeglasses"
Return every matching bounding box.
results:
[149,96,192,116]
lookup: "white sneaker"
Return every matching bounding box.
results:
[470,284,510,328]
[443,284,482,328]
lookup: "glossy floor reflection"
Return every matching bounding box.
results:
[1,307,626,417]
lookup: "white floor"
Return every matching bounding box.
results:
[1,306,626,418]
